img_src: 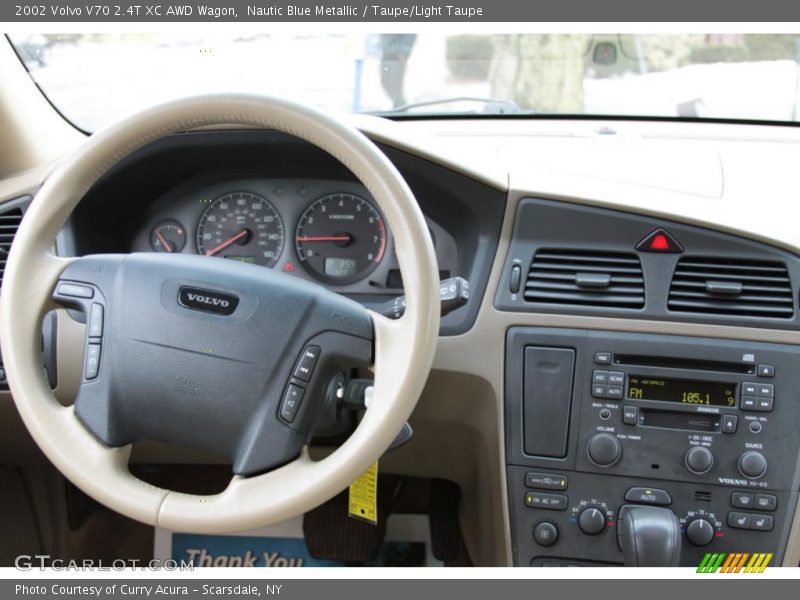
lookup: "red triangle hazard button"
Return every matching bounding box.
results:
[636,229,683,253]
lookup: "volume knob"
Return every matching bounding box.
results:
[739,451,767,479]
[685,446,714,474]
[587,433,621,467]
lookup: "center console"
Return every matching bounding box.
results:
[505,328,800,567]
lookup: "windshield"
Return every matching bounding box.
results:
[9,33,800,131]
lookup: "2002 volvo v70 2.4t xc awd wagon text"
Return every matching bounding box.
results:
[0,33,800,568]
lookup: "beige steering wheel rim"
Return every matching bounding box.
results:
[0,94,440,532]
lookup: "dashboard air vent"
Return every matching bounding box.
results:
[525,249,645,309]
[668,256,794,319]
[0,206,24,290]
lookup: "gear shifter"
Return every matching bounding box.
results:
[617,505,681,566]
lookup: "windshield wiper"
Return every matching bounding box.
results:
[372,96,524,116]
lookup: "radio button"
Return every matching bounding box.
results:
[594,352,612,365]
[606,385,623,400]
[738,451,767,479]
[591,384,608,399]
[754,397,773,412]
[755,494,777,511]
[722,415,738,434]
[685,446,714,474]
[757,364,774,378]
[624,487,672,506]
[622,406,638,425]
[592,370,609,384]
[742,382,758,396]
[607,371,625,385]
[756,384,774,398]
[740,396,758,411]
[728,512,751,530]
[731,492,755,509]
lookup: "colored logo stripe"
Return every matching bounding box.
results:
[697,552,773,573]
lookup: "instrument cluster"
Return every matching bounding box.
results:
[131,177,457,294]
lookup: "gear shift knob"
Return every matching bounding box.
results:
[617,505,681,566]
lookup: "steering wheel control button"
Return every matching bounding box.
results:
[739,450,767,479]
[524,472,568,491]
[85,343,101,380]
[525,492,568,511]
[757,364,775,378]
[728,512,751,530]
[88,303,104,339]
[685,446,714,474]
[587,433,621,467]
[533,521,559,547]
[293,346,321,382]
[594,352,611,365]
[755,494,777,511]
[280,384,305,423]
[721,414,738,433]
[622,405,638,425]
[731,492,755,509]
[57,282,94,299]
[624,487,672,506]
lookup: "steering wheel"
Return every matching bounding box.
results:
[0,95,440,532]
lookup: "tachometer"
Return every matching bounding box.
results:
[196,192,284,268]
[295,193,387,284]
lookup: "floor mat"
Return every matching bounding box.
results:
[154,514,441,567]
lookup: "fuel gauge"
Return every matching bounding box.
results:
[149,219,187,253]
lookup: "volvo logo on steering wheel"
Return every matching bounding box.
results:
[178,286,239,316]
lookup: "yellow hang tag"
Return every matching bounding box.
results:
[348,461,378,525]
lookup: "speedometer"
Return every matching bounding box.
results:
[295,193,387,284]
[196,192,284,268]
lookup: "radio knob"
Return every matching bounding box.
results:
[578,507,607,535]
[587,433,621,467]
[685,446,714,474]
[685,518,715,547]
[739,451,767,479]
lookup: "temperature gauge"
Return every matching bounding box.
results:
[149,219,187,253]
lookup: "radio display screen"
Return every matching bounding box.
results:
[627,376,736,407]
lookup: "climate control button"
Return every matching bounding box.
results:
[685,518,715,547]
[685,446,714,474]
[739,451,767,479]
[587,433,621,467]
[578,507,606,535]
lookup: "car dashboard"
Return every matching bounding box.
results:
[1,117,800,568]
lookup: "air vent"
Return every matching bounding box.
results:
[694,491,712,503]
[668,256,794,319]
[0,206,24,290]
[525,249,645,309]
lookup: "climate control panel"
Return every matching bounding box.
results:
[505,327,800,567]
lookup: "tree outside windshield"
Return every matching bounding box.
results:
[9,33,800,131]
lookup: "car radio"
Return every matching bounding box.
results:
[505,327,800,567]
